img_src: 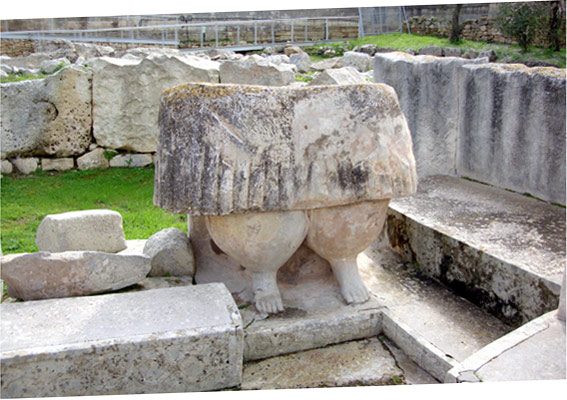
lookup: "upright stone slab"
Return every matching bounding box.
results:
[373,52,487,178]
[155,82,417,215]
[36,209,127,253]
[219,55,296,86]
[0,284,243,396]
[91,55,220,153]
[457,63,566,205]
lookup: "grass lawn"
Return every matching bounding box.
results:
[309,33,566,68]
[0,167,187,254]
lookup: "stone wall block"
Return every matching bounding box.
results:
[219,57,295,86]
[41,157,74,171]
[11,157,39,174]
[374,52,487,178]
[457,64,566,205]
[91,55,220,153]
[36,209,127,253]
[309,67,367,85]
[76,148,109,170]
[1,66,93,158]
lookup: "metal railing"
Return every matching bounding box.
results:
[0,16,360,50]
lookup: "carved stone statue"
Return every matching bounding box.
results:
[155,82,417,313]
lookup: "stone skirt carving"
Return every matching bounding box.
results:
[154,82,417,215]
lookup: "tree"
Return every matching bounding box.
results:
[450,4,463,44]
[495,2,545,52]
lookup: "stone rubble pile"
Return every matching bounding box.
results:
[0,209,194,301]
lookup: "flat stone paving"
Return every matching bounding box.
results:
[242,337,406,390]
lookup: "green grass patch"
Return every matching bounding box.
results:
[1,73,48,83]
[1,167,187,254]
[331,33,565,68]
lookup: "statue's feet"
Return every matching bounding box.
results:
[253,271,284,314]
[330,259,370,304]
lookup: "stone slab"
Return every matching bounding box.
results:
[0,284,243,397]
[373,52,487,178]
[155,82,417,215]
[386,175,565,326]
[457,63,566,205]
[446,311,566,382]
[0,251,150,300]
[242,337,404,389]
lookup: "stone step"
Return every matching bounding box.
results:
[446,311,566,382]
[0,284,243,397]
[241,336,436,390]
[385,175,565,327]
[359,240,513,381]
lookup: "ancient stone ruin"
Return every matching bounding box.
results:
[154,82,417,313]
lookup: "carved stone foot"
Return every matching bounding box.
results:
[206,210,308,314]
[253,271,284,314]
[306,200,390,305]
[329,259,369,304]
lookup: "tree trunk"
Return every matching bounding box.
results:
[450,4,463,44]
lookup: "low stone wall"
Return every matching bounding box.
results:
[0,39,36,57]
[374,53,566,205]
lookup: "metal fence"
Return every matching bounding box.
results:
[358,7,410,38]
[0,16,360,51]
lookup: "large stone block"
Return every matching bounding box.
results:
[0,284,243,396]
[457,63,566,205]
[373,52,487,178]
[1,66,92,158]
[36,209,127,253]
[155,82,417,215]
[309,67,368,85]
[143,228,195,277]
[0,251,150,300]
[91,55,220,153]
[219,56,295,86]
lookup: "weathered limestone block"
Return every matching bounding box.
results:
[311,57,343,71]
[309,67,368,85]
[374,52,487,178]
[155,82,417,215]
[11,157,39,174]
[36,209,127,253]
[41,157,74,171]
[91,54,220,153]
[418,46,444,56]
[143,228,195,277]
[0,285,243,396]
[1,66,92,158]
[290,52,312,73]
[341,51,373,72]
[1,159,13,174]
[219,56,295,86]
[457,63,566,205]
[0,251,150,300]
[77,148,109,170]
[109,153,153,168]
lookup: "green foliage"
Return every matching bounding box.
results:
[496,2,546,52]
[103,150,118,160]
[0,167,187,254]
[0,73,47,83]
[295,71,314,83]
